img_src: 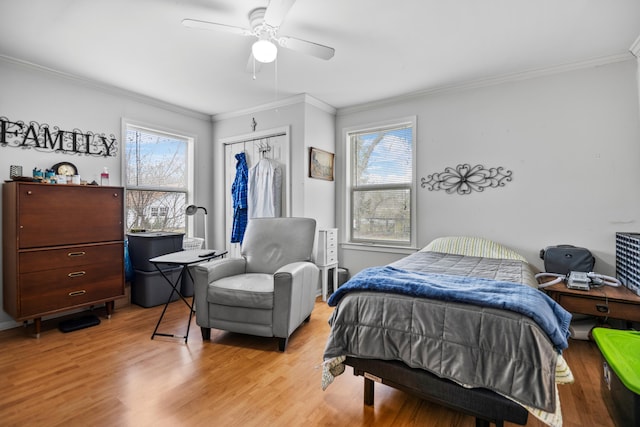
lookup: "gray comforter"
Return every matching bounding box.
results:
[323,251,560,412]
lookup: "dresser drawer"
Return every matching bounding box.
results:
[17,184,123,248]
[19,243,123,274]
[326,248,338,264]
[19,260,124,317]
[325,230,337,247]
[555,293,640,323]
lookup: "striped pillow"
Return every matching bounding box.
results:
[422,236,526,262]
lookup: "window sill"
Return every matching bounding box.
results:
[341,242,419,255]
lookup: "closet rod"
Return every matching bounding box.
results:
[231,132,286,145]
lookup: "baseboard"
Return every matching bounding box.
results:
[0,319,21,331]
[0,302,115,332]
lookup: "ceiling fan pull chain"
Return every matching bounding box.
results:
[274,58,279,102]
[253,57,257,80]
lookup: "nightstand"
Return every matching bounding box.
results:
[544,282,640,323]
[317,228,338,301]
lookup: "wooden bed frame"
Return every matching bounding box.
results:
[345,356,529,427]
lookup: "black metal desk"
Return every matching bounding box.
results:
[149,249,226,342]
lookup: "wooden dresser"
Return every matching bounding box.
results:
[3,181,125,336]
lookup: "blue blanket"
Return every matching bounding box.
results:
[327,266,571,350]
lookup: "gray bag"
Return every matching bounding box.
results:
[539,245,595,275]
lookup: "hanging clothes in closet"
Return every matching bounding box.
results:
[231,152,248,243]
[248,157,282,218]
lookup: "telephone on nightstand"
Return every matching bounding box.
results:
[536,271,621,290]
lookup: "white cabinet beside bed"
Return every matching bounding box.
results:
[317,228,338,301]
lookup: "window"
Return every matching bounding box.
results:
[148,206,168,218]
[347,118,415,246]
[124,123,193,233]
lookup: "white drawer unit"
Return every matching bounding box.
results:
[317,228,338,301]
[317,228,338,265]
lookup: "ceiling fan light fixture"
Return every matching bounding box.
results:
[252,39,277,63]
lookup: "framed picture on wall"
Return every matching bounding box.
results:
[309,147,334,181]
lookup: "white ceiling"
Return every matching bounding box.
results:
[1,0,639,116]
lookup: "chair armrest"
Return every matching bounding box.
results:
[193,257,247,284]
[274,261,317,277]
[272,261,319,338]
[192,258,247,324]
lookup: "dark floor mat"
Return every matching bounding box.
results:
[58,314,101,332]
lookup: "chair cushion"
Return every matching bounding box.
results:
[242,217,316,274]
[208,273,274,309]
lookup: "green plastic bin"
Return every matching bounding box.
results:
[592,328,640,426]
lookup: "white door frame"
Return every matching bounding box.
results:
[221,126,291,256]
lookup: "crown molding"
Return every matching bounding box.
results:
[631,34,640,57]
[0,54,210,121]
[337,53,634,116]
[304,93,337,115]
[211,93,336,122]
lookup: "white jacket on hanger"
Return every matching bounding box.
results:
[248,158,282,218]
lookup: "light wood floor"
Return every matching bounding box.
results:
[0,297,614,427]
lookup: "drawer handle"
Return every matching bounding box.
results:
[596,304,609,313]
[68,290,86,297]
[68,251,86,257]
[68,271,86,278]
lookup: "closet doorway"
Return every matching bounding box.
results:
[222,127,290,257]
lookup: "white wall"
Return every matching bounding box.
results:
[337,59,640,276]
[0,57,213,330]
[303,102,337,230]
[211,94,336,251]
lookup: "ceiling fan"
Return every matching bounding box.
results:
[182,0,335,68]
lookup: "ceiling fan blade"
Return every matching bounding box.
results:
[278,36,335,60]
[182,18,252,36]
[264,0,297,27]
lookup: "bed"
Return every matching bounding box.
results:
[322,236,574,427]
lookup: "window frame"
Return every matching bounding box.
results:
[122,119,195,235]
[344,116,417,248]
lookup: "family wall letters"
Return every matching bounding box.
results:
[0,116,118,157]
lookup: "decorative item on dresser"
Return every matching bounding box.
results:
[317,228,338,301]
[51,161,78,177]
[2,181,125,337]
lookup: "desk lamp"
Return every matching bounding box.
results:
[185,205,208,249]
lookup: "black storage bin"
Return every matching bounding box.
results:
[603,361,640,427]
[593,328,640,427]
[127,232,185,272]
[328,267,350,293]
[131,267,181,308]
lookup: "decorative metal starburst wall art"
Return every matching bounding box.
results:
[421,163,512,195]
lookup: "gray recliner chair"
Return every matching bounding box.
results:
[192,217,319,351]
